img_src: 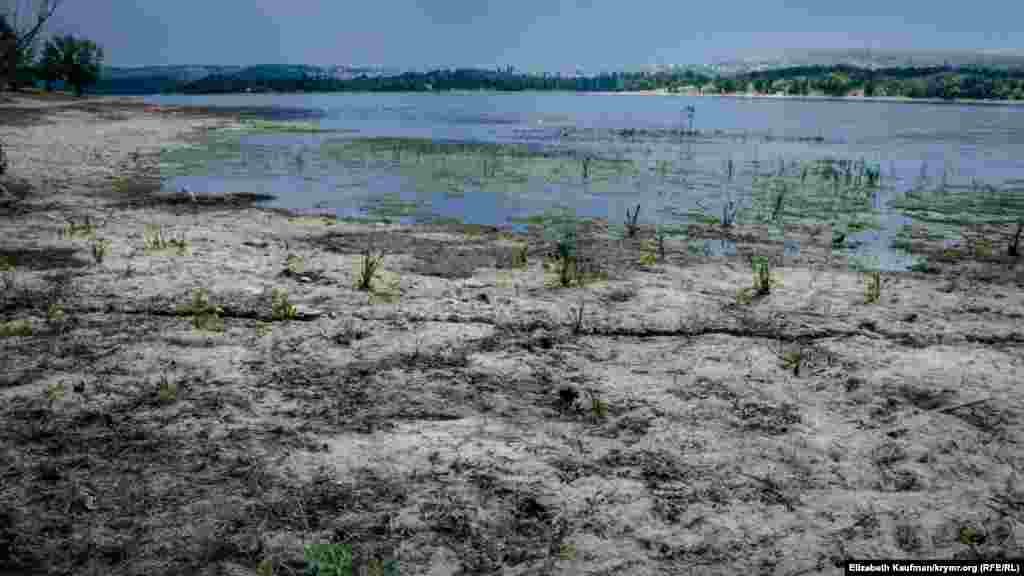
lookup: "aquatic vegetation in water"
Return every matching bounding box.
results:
[889,181,1024,227]
[242,119,340,133]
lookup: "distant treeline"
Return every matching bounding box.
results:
[92,64,1024,101]
[173,68,713,94]
[722,65,1024,100]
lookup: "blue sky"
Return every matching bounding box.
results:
[44,0,1024,70]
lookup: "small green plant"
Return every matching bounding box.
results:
[554,255,577,287]
[752,255,773,295]
[59,216,96,240]
[639,240,658,265]
[558,543,577,561]
[737,256,779,304]
[769,341,804,376]
[46,303,66,329]
[781,350,803,375]
[974,238,994,258]
[957,525,984,546]
[0,319,32,337]
[143,224,190,255]
[545,224,580,287]
[864,271,882,304]
[625,203,641,238]
[177,288,225,332]
[46,381,65,404]
[512,243,529,268]
[157,374,178,404]
[304,543,353,576]
[255,321,273,337]
[356,245,386,292]
[256,558,274,576]
[908,258,939,274]
[285,253,305,275]
[271,288,297,321]
[365,558,400,576]
[588,391,609,420]
[91,238,111,264]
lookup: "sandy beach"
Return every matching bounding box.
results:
[1,94,1022,575]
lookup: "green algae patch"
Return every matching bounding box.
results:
[242,119,341,133]
[889,183,1024,227]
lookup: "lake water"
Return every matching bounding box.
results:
[145,92,1024,271]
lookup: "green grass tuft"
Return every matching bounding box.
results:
[143,224,190,256]
[91,238,111,264]
[0,319,32,337]
[271,288,297,321]
[59,217,96,240]
[864,271,882,304]
[176,288,225,332]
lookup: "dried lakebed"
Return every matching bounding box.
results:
[1,96,1023,575]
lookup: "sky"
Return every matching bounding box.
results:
[37,0,1024,70]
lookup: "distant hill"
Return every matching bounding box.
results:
[92,64,407,94]
[94,65,244,94]
[85,53,1024,101]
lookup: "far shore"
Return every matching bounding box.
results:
[587,88,1024,106]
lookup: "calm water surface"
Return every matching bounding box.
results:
[145,92,1024,270]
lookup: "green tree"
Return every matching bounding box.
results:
[863,77,876,97]
[0,1,63,90]
[39,34,103,95]
[37,34,59,89]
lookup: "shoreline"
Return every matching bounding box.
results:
[132,86,1024,107]
[586,89,1024,106]
[1,95,1023,575]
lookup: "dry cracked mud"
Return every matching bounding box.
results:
[1,94,1022,576]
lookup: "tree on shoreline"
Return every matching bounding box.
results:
[0,0,63,90]
[38,34,103,95]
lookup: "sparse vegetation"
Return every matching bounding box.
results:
[638,242,658,266]
[157,374,178,404]
[46,302,65,330]
[91,238,111,264]
[59,216,96,240]
[736,255,778,304]
[176,288,225,332]
[752,255,774,295]
[356,243,386,292]
[271,288,297,321]
[304,543,354,576]
[512,243,529,268]
[0,319,32,337]
[143,224,190,255]
[544,220,583,287]
[285,253,305,274]
[255,320,273,338]
[588,390,609,420]
[865,270,882,304]
[771,341,805,376]
[45,381,64,404]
